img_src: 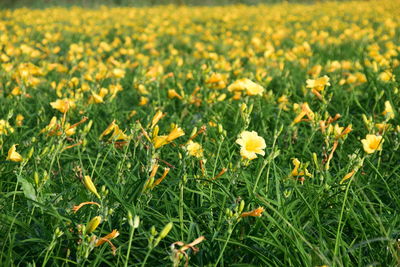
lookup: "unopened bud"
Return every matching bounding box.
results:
[27,147,34,160]
[190,127,197,138]
[218,124,223,134]
[158,222,173,240]
[239,200,245,213]
[86,216,102,234]
[34,172,39,186]
[83,175,101,199]
[128,211,134,227]
[133,215,140,229]
[150,226,157,236]
[152,125,159,138]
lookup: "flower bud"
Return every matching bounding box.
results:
[158,222,173,240]
[239,200,245,213]
[152,125,159,138]
[150,226,157,236]
[190,127,197,138]
[133,215,140,229]
[54,227,64,238]
[27,147,34,160]
[83,175,101,199]
[128,211,134,227]
[86,216,102,234]
[34,172,39,186]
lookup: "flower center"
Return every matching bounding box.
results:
[370,139,380,149]
[245,139,260,152]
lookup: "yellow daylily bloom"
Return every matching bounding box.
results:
[306,75,330,92]
[236,131,266,160]
[228,78,264,96]
[50,98,75,113]
[186,140,204,158]
[6,144,23,162]
[361,134,383,154]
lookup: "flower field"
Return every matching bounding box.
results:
[1,1,400,266]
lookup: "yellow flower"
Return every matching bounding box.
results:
[152,167,170,188]
[291,158,312,177]
[89,92,104,104]
[6,144,23,162]
[236,131,266,160]
[168,89,183,99]
[50,98,75,113]
[166,126,185,142]
[186,140,204,158]
[64,123,76,136]
[245,80,264,96]
[227,78,248,92]
[99,120,129,141]
[110,125,129,141]
[277,95,290,110]
[206,73,224,84]
[153,135,169,149]
[228,78,264,96]
[151,111,164,128]
[306,75,330,92]
[379,71,395,82]
[16,114,24,127]
[139,96,149,106]
[361,134,384,154]
[99,120,116,140]
[382,101,395,119]
[112,68,125,78]
[0,120,14,135]
[292,103,314,124]
[153,125,185,149]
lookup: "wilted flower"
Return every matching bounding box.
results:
[236,131,266,160]
[95,229,120,248]
[240,207,265,217]
[72,201,101,213]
